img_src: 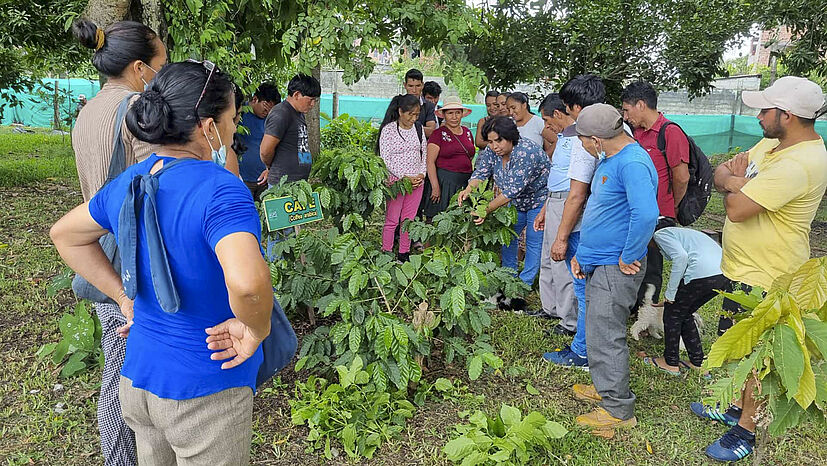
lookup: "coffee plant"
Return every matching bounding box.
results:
[290,355,415,461]
[320,113,379,153]
[442,404,568,465]
[704,257,827,435]
[404,180,519,255]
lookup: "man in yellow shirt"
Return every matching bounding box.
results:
[694,76,827,462]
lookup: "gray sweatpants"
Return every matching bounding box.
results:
[94,302,137,466]
[538,193,576,328]
[585,263,646,421]
[120,377,254,465]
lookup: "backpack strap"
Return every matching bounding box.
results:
[656,120,675,195]
[118,157,193,313]
[105,93,140,185]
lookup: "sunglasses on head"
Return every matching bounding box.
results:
[187,59,220,124]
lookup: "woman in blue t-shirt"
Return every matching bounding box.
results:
[50,61,272,464]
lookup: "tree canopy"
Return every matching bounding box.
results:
[465,0,756,100]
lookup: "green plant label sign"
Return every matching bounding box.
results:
[264,193,324,231]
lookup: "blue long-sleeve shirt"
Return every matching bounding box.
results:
[653,227,723,301]
[576,142,659,273]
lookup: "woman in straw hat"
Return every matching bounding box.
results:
[420,96,477,219]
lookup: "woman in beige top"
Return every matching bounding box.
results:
[69,18,168,466]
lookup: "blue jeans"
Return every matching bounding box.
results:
[501,206,544,286]
[265,227,294,262]
[565,231,588,358]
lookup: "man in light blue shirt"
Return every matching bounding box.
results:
[533,93,578,335]
[647,227,728,373]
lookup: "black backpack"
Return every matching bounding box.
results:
[657,121,713,226]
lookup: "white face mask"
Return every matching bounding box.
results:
[595,138,607,162]
[203,121,227,167]
[141,63,158,91]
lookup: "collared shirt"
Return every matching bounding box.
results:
[721,137,827,289]
[633,113,689,218]
[471,138,550,211]
[546,124,578,192]
[654,227,723,302]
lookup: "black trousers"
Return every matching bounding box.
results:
[717,280,757,336]
[663,274,729,367]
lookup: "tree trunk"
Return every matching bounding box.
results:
[307,66,322,158]
[138,0,168,46]
[83,0,131,28]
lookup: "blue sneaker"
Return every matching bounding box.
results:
[543,346,589,371]
[690,402,740,426]
[705,426,755,462]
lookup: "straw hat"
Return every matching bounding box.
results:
[436,96,472,118]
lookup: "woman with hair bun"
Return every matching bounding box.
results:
[70,17,167,466]
[52,61,273,464]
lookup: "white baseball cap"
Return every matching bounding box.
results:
[741,76,826,119]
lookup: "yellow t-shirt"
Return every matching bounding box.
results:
[721,137,827,289]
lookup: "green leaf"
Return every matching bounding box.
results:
[769,395,803,435]
[395,268,409,286]
[526,382,540,395]
[773,324,805,400]
[706,293,786,367]
[341,424,357,457]
[804,317,827,358]
[450,286,466,317]
[434,377,453,392]
[464,267,480,293]
[541,420,568,439]
[60,351,87,377]
[443,436,475,461]
[788,257,827,310]
[36,343,57,359]
[468,355,483,380]
[51,339,69,365]
[499,404,521,427]
[348,327,362,353]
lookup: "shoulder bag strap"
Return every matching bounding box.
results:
[657,121,674,194]
[105,92,140,185]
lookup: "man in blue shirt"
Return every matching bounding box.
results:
[568,104,659,432]
[238,83,280,200]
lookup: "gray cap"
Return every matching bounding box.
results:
[576,103,624,138]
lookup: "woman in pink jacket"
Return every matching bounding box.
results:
[376,94,427,261]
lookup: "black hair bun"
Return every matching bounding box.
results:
[72,18,100,50]
[126,90,177,145]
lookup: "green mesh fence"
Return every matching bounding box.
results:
[4,85,826,156]
[1,78,101,128]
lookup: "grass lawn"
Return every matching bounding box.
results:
[1,130,826,465]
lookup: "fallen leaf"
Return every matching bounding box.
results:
[526,381,540,395]
[646,439,653,454]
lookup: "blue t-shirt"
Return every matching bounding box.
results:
[88,154,264,400]
[238,111,267,183]
[576,143,659,273]
[546,125,579,192]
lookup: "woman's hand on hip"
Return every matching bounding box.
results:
[116,290,134,338]
[205,318,267,369]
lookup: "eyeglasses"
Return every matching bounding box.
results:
[187,59,219,124]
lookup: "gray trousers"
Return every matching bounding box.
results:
[94,303,137,466]
[585,263,646,421]
[539,193,576,329]
[119,377,254,465]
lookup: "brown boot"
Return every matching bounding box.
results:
[576,407,637,430]
[572,384,602,403]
